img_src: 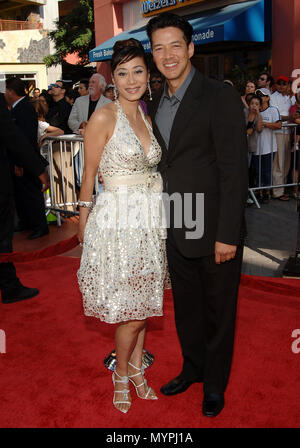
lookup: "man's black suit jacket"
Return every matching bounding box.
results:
[0,93,45,199]
[10,96,38,151]
[147,69,249,258]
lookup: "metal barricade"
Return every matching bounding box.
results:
[43,123,299,221]
[41,135,98,225]
[248,123,299,208]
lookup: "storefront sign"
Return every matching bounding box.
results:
[140,0,206,17]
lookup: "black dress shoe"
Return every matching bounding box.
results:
[14,223,30,232]
[2,286,39,304]
[160,376,194,396]
[27,227,49,240]
[202,393,224,417]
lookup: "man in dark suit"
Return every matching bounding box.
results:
[0,92,49,303]
[146,13,248,417]
[5,77,49,239]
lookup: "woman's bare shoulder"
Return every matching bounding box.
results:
[90,102,117,125]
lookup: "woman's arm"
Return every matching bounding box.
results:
[256,112,263,133]
[78,107,114,242]
[46,125,64,134]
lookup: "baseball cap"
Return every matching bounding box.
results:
[105,84,114,91]
[255,88,271,96]
[276,76,289,83]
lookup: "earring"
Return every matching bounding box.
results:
[113,85,118,101]
[147,81,152,101]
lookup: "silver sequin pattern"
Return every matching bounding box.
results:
[77,101,167,323]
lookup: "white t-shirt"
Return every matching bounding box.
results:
[255,106,281,156]
[270,91,292,134]
[38,120,50,140]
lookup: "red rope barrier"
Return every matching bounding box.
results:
[0,235,79,263]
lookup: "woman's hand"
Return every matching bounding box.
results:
[78,214,88,244]
[250,104,259,114]
[38,136,45,147]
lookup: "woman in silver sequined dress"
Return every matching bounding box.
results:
[77,39,167,414]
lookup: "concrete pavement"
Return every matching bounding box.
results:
[242,197,298,277]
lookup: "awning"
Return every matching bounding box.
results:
[89,0,271,62]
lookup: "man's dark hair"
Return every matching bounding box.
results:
[260,72,274,87]
[6,77,26,97]
[56,80,68,92]
[80,79,89,89]
[65,88,80,102]
[34,87,40,92]
[146,12,193,46]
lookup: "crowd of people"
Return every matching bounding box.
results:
[241,73,300,204]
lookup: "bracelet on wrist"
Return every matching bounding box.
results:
[78,200,93,208]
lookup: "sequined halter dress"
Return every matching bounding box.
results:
[77,100,166,323]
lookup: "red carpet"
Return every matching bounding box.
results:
[0,256,300,428]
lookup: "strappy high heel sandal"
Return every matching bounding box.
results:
[128,361,158,400]
[112,370,131,413]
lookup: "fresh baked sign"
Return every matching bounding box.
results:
[140,0,206,17]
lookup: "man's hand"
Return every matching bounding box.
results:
[38,171,50,192]
[215,241,237,264]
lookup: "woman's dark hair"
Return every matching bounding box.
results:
[30,98,48,119]
[146,12,193,46]
[111,38,148,74]
[39,90,53,108]
[249,94,262,106]
[245,92,255,105]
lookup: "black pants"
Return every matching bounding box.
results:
[167,230,244,395]
[0,197,21,294]
[13,172,47,231]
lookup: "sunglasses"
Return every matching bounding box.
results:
[52,84,62,88]
[277,81,287,86]
[150,80,163,84]
[259,77,266,81]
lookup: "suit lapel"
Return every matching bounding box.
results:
[149,90,168,158]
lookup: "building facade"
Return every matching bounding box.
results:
[91,0,300,91]
[0,0,61,92]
